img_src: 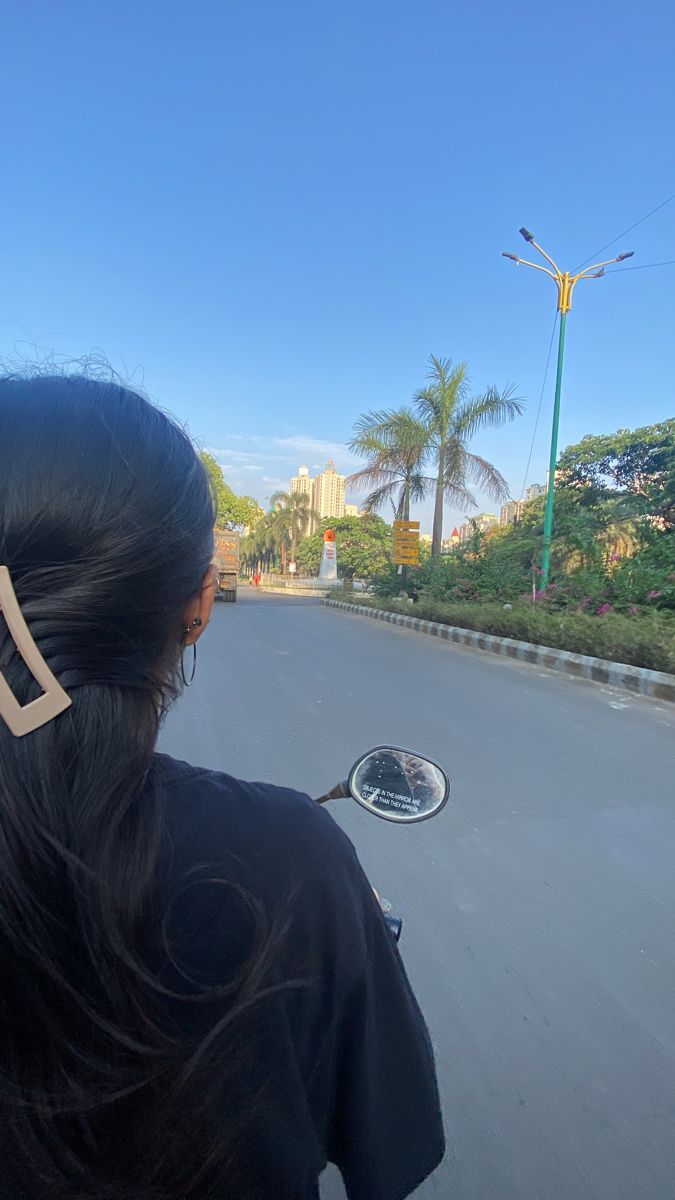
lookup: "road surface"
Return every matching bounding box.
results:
[160,589,675,1200]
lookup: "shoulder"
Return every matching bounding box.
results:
[153,752,361,894]
[152,754,376,996]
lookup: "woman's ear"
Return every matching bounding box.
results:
[183,564,219,644]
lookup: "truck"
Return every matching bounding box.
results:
[213,529,240,602]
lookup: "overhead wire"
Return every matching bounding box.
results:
[519,311,558,502]
[573,191,675,271]
[606,259,675,274]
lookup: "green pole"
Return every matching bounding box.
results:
[541,311,566,589]
[400,479,410,593]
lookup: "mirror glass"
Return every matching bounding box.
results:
[349,747,449,823]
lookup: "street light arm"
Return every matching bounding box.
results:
[507,256,559,281]
[573,254,634,281]
[529,238,562,278]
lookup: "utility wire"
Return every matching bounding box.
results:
[573,191,675,271]
[519,312,558,502]
[606,258,675,274]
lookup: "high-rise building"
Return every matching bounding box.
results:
[500,500,523,525]
[525,482,546,502]
[475,513,499,532]
[289,461,346,533]
[459,513,499,542]
[290,465,312,498]
[311,460,346,524]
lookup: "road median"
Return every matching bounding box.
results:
[321,599,675,704]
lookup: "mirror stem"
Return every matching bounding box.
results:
[316,780,350,804]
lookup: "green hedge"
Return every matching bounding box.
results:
[350,598,675,674]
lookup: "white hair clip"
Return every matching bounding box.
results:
[0,566,72,737]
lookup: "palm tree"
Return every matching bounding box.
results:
[348,408,430,521]
[287,492,317,562]
[267,493,293,574]
[266,491,319,573]
[241,516,276,575]
[415,356,523,557]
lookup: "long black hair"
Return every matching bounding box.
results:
[0,374,278,1197]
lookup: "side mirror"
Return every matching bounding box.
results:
[348,746,450,824]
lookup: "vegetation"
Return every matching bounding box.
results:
[415,356,523,556]
[347,356,522,555]
[296,515,391,582]
[348,408,428,520]
[356,596,675,674]
[241,491,317,575]
[200,411,675,674]
[199,451,263,530]
[359,419,675,671]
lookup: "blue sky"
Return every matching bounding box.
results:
[1,0,673,532]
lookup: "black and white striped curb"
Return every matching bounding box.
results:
[321,600,675,705]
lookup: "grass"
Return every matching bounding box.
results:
[338,597,675,674]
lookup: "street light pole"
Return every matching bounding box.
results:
[542,311,566,586]
[502,230,634,589]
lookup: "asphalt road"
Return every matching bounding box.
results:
[160,588,675,1200]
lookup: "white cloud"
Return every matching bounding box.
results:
[207,430,364,508]
[274,435,360,474]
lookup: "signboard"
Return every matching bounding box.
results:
[288,561,297,574]
[392,519,420,566]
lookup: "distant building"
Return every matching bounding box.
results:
[311,460,346,526]
[459,513,498,543]
[525,482,546,501]
[500,499,524,525]
[290,465,312,498]
[441,527,461,553]
[290,461,346,532]
[475,513,499,532]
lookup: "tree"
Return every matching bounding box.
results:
[241,517,277,574]
[557,420,675,528]
[415,356,523,557]
[287,491,317,562]
[198,451,263,530]
[267,493,293,574]
[296,516,391,581]
[233,494,265,532]
[348,408,429,520]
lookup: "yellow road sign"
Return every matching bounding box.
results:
[393,518,420,565]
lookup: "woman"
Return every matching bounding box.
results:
[0,373,444,1199]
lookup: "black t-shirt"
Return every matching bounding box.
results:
[155,753,445,1200]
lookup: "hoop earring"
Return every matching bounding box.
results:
[181,643,197,687]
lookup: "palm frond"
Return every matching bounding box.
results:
[269,490,290,511]
[414,359,470,429]
[464,452,511,502]
[444,482,478,510]
[348,463,404,491]
[408,472,430,504]
[361,480,403,513]
[456,384,524,440]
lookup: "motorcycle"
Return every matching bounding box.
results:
[317,746,450,940]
